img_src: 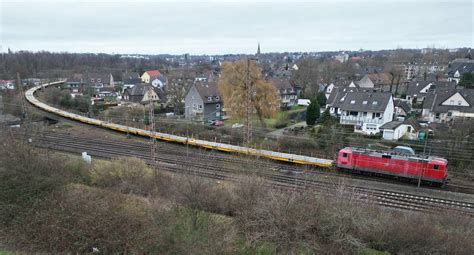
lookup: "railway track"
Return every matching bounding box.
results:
[29,132,474,195]
[24,132,474,216]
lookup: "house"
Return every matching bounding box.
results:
[394,99,412,119]
[367,73,392,92]
[64,78,86,97]
[122,78,142,91]
[85,73,114,88]
[141,70,161,83]
[447,59,474,84]
[0,80,15,90]
[270,78,298,108]
[405,80,456,105]
[150,74,167,88]
[421,88,474,123]
[184,81,222,122]
[332,91,394,135]
[380,119,421,141]
[122,83,166,107]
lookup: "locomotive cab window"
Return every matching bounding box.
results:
[433,164,440,170]
[342,153,348,158]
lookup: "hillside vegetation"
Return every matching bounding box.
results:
[0,133,473,254]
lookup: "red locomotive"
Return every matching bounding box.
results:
[336,147,448,185]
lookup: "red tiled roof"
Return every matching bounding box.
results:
[145,70,161,76]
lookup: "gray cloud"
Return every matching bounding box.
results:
[1,1,472,54]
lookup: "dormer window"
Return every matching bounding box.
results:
[215,96,220,101]
[372,101,378,105]
[91,78,95,82]
[350,100,355,104]
[362,101,368,104]
[97,79,101,83]
[208,96,212,101]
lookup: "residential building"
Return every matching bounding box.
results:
[184,81,222,122]
[0,80,15,90]
[85,73,114,88]
[421,88,474,123]
[380,119,421,141]
[64,78,86,96]
[122,83,166,107]
[367,73,392,92]
[405,80,456,105]
[141,70,161,83]
[328,90,394,134]
[394,99,412,119]
[270,78,298,108]
[151,75,167,88]
[447,59,474,84]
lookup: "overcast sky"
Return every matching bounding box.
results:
[1,0,472,54]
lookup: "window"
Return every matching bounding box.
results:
[362,112,367,117]
[407,126,411,132]
[198,104,202,109]
[447,112,452,117]
[208,96,212,101]
[350,100,355,104]
[433,164,440,170]
[193,103,197,110]
[342,153,348,158]
[362,101,368,104]
[216,103,220,109]
[215,96,220,101]
[97,79,101,83]
[450,99,454,105]
[372,101,378,105]
[375,113,381,118]
[458,100,462,106]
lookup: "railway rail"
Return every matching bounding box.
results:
[28,132,474,195]
[24,132,474,216]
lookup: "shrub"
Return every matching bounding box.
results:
[90,158,155,196]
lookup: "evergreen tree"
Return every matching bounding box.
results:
[316,91,327,106]
[306,98,320,126]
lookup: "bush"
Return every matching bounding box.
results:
[8,185,162,253]
[0,138,89,227]
[90,158,156,196]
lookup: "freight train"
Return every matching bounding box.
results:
[25,81,448,186]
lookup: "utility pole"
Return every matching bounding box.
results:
[148,91,158,179]
[244,58,252,147]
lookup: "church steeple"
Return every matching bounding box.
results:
[257,42,261,56]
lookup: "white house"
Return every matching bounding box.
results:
[380,119,420,141]
[422,89,474,123]
[328,91,394,135]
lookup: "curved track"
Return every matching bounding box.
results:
[26,81,332,167]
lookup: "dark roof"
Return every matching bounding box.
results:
[394,99,411,114]
[379,118,421,131]
[270,78,295,94]
[123,78,142,85]
[406,80,456,97]
[447,60,474,76]
[339,91,392,113]
[129,83,147,96]
[194,81,221,104]
[123,72,140,80]
[326,86,360,108]
[423,88,474,114]
[150,74,167,83]
[379,120,403,130]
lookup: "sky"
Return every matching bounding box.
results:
[1,0,473,55]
